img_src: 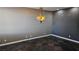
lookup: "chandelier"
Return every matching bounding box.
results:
[36,7,46,23]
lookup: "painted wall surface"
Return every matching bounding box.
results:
[0,8,53,43]
[52,8,79,41]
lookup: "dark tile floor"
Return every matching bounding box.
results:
[0,36,79,51]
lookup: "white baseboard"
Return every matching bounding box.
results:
[50,34,79,43]
[0,34,51,47]
[0,34,79,47]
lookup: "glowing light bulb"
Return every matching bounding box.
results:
[36,15,46,23]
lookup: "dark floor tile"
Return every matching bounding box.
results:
[0,36,79,51]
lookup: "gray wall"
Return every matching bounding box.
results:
[53,8,79,41]
[0,7,53,43]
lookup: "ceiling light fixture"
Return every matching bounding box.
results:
[36,7,46,23]
[56,9,59,11]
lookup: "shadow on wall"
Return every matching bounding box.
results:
[53,7,79,41]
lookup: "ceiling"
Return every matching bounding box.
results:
[30,7,68,11]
